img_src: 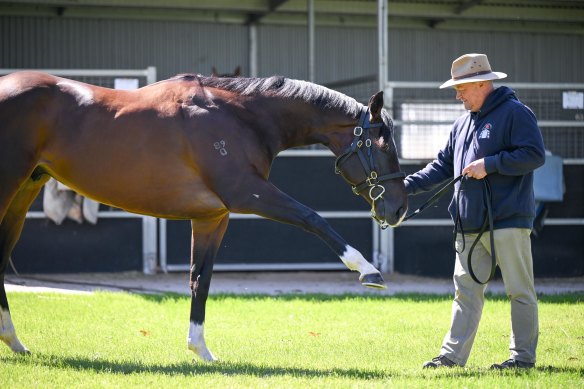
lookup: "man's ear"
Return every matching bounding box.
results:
[368,91,384,121]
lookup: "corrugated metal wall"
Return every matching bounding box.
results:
[2,15,582,87]
[0,16,248,80]
[385,29,584,84]
[257,24,378,83]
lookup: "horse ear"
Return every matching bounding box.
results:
[233,66,241,77]
[211,67,219,77]
[368,91,384,121]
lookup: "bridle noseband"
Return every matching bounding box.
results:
[335,108,406,229]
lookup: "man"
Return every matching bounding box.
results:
[404,53,545,369]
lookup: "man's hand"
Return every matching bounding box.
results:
[462,158,487,179]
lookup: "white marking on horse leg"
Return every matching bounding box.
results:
[56,80,94,106]
[0,309,29,353]
[340,245,379,278]
[187,321,217,362]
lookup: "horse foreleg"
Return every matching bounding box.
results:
[229,179,385,288]
[339,246,386,288]
[0,174,48,353]
[186,214,229,361]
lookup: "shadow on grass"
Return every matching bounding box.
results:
[437,365,584,375]
[1,353,391,379]
[2,353,582,379]
[136,292,584,305]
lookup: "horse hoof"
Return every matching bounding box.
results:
[360,273,386,289]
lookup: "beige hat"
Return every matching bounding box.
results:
[439,53,507,89]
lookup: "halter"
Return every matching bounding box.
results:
[335,107,406,229]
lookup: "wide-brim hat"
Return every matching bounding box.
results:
[439,53,507,89]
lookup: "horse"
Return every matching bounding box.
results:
[211,66,242,78]
[0,71,408,361]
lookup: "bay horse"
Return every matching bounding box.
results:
[0,71,407,361]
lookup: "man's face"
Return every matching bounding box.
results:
[453,82,485,112]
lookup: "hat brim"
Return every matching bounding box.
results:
[439,72,507,89]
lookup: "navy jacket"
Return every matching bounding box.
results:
[404,86,546,232]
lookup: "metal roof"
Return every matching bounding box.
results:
[0,0,582,34]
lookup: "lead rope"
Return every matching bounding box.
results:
[404,175,497,284]
[403,175,463,222]
[465,178,497,284]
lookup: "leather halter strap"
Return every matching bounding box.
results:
[334,107,406,229]
[335,107,406,194]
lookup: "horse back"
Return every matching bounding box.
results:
[0,71,236,218]
[1,71,128,108]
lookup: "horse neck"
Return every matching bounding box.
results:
[260,99,360,155]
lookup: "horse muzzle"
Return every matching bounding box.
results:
[367,181,408,229]
[371,196,407,229]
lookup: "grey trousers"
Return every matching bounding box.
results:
[440,228,539,366]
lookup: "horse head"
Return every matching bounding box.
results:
[335,92,408,229]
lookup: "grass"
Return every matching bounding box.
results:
[1,291,583,388]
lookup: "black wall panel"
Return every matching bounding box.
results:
[12,218,143,274]
[166,218,373,267]
[394,224,584,278]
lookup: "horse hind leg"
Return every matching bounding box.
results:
[0,171,49,353]
[0,295,28,353]
[187,215,229,362]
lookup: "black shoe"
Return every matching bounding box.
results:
[423,355,457,368]
[490,358,535,370]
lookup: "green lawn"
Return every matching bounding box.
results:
[1,291,582,388]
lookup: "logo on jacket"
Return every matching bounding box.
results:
[479,123,492,139]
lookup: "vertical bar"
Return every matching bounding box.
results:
[249,23,258,78]
[142,216,158,274]
[372,219,380,269]
[146,66,157,85]
[307,0,315,82]
[379,228,394,273]
[378,0,393,274]
[159,218,167,273]
[378,0,388,92]
[385,82,395,118]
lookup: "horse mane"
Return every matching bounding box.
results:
[170,73,362,119]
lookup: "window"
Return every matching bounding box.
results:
[399,103,465,159]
